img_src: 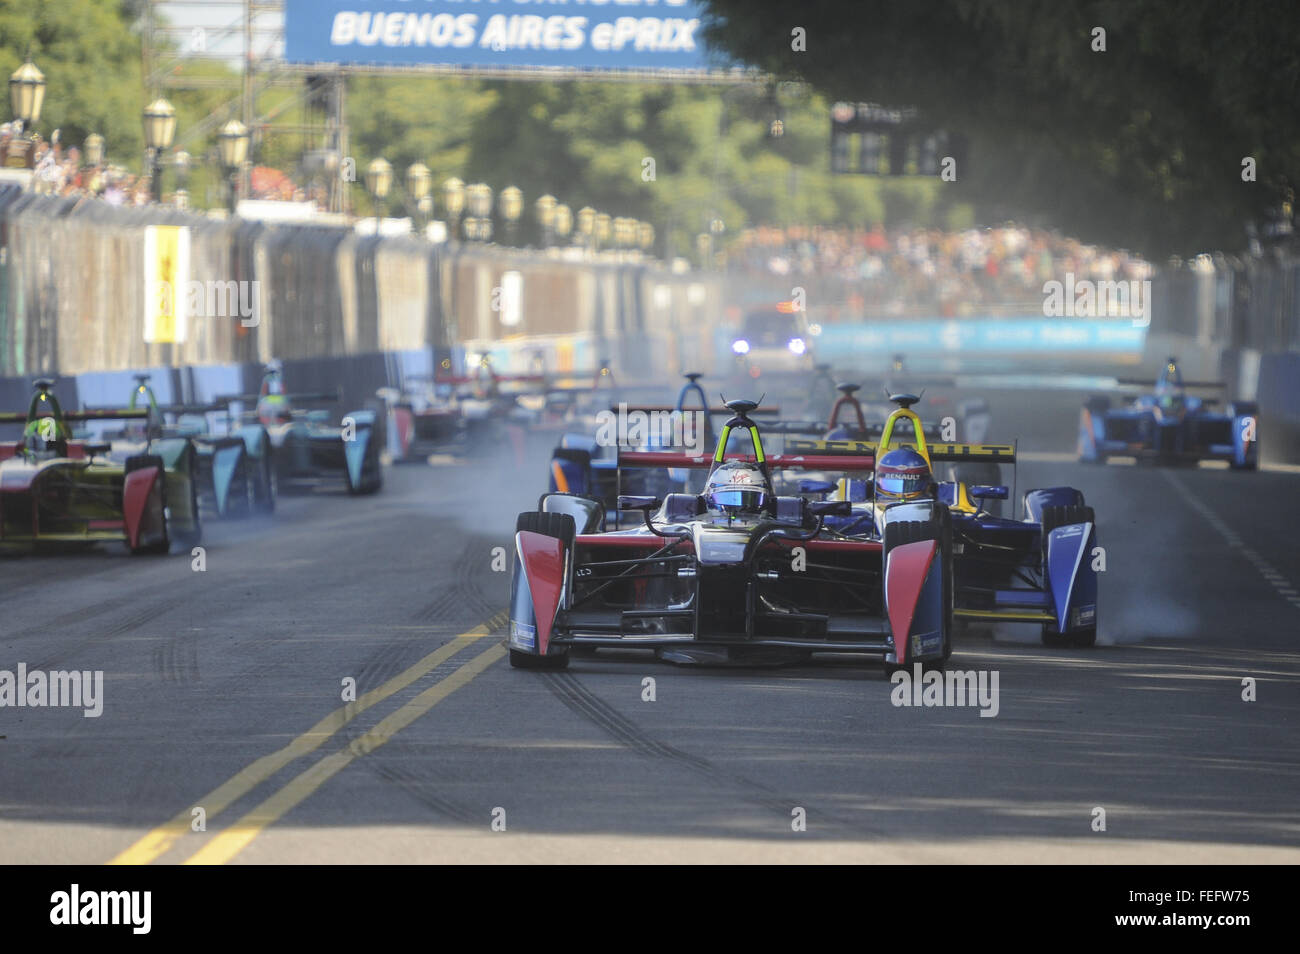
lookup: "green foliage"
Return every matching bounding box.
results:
[0,0,981,247]
[0,0,143,158]
[345,77,959,253]
[701,0,1300,256]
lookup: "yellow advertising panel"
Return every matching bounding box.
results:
[143,225,190,344]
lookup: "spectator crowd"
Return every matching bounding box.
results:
[722,223,1154,318]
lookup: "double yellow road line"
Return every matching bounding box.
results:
[110,626,503,865]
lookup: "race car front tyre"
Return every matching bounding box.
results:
[508,649,571,670]
[1040,504,1095,541]
[347,430,384,495]
[1042,625,1096,648]
[882,507,953,672]
[509,510,576,669]
[516,510,577,548]
[1040,505,1097,647]
[252,440,276,514]
[125,455,170,555]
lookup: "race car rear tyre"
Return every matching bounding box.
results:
[511,510,576,669]
[171,450,202,548]
[252,439,276,514]
[347,429,384,495]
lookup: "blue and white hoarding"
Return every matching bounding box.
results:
[284,0,714,73]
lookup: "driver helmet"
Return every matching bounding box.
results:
[875,447,933,503]
[704,461,770,517]
[258,393,290,424]
[24,415,63,458]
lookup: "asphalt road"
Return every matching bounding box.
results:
[1,386,1297,863]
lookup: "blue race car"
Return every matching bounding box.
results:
[1079,357,1258,469]
[789,395,1100,647]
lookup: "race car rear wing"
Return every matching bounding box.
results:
[1116,377,1224,390]
[610,405,783,416]
[216,389,341,405]
[0,408,151,423]
[784,437,1017,464]
[617,450,877,471]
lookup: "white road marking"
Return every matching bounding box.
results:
[1162,470,1298,610]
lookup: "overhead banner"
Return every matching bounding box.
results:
[283,0,713,73]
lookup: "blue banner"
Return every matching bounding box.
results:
[283,0,713,72]
[812,318,1147,356]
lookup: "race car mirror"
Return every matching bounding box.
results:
[969,485,1009,500]
[798,478,836,495]
[809,499,852,517]
[616,495,661,512]
[540,492,604,534]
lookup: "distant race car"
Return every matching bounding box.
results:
[227,363,383,495]
[507,398,954,674]
[378,376,464,462]
[788,373,1003,513]
[787,394,1100,647]
[727,301,815,382]
[381,356,548,461]
[92,374,274,518]
[0,380,193,553]
[1079,357,1258,469]
[545,372,782,523]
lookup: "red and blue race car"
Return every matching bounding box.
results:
[507,398,955,674]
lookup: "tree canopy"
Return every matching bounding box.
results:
[701,0,1300,257]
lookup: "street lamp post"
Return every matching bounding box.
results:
[442,177,465,240]
[595,212,612,253]
[534,194,557,248]
[83,133,104,167]
[365,157,393,225]
[6,55,44,170]
[576,206,596,252]
[406,162,431,230]
[173,150,191,208]
[553,204,572,247]
[500,185,524,245]
[499,185,523,246]
[8,54,45,137]
[142,98,177,203]
[218,119,249,215]
[466,183,493,242]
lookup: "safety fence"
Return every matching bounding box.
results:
[3,185,1299,391]
[0,186,726,385]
